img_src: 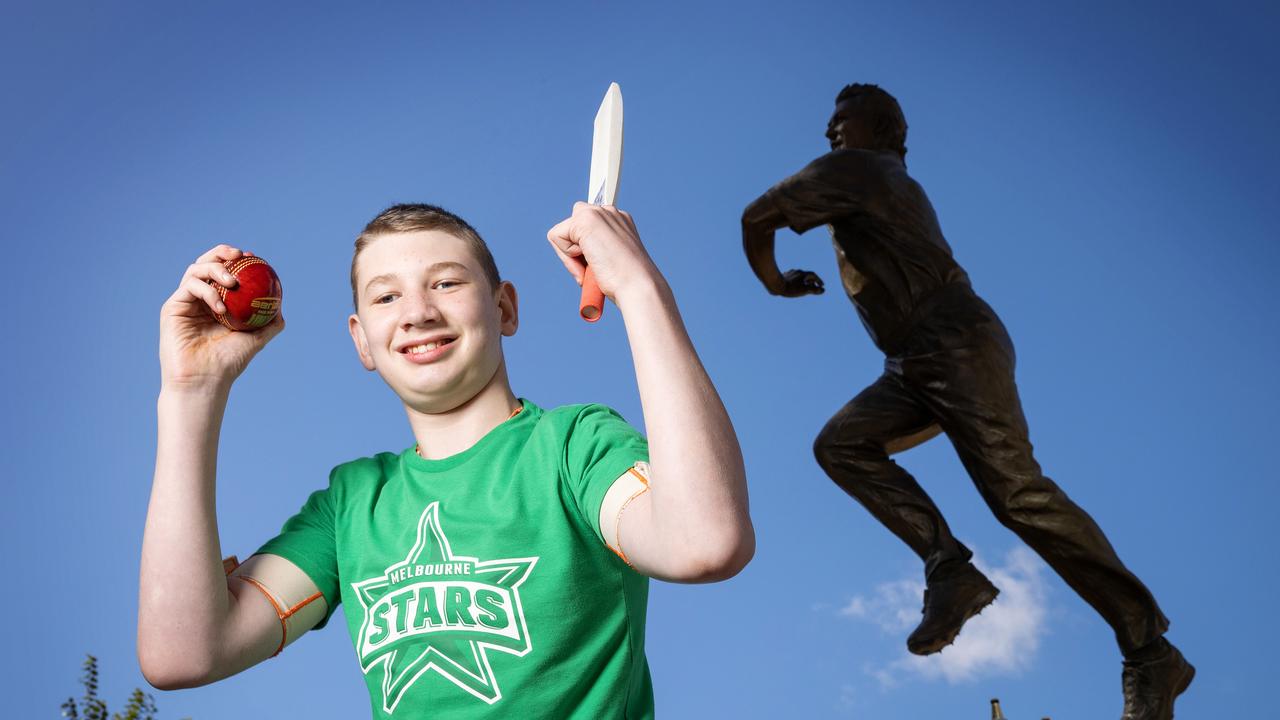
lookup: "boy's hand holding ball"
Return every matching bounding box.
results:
[159,245,284,393]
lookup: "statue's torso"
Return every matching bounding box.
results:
[770,149,1006,355]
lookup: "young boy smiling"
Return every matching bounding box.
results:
[139,202,753,717]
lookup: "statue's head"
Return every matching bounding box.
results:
[828,84,907,161]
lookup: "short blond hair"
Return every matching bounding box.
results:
[350,203,502,309]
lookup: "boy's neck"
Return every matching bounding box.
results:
[404,373,521,460]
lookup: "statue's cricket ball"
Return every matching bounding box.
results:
[214,255,282,331]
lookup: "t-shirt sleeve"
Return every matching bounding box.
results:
[563,404,649,544]
[765,151,875,234]
[254,477,341,629]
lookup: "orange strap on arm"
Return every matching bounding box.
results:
[599,461,651,566]
[228,554,326,658]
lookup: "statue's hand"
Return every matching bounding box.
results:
[777,269,825,297]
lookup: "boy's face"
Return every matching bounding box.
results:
[348,230,518,413]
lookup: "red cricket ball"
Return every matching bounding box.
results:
[213,255,283,332]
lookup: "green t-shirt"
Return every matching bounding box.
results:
[257,400,653,718]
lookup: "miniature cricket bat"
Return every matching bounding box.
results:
[579,82,624,322]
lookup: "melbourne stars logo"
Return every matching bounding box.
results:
[352,502,538,713]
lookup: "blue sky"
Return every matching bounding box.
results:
[3,1,1277,717]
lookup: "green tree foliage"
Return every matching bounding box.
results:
[60,655,186,720]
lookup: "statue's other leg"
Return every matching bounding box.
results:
[814,372,1000,655]
[813,373,970,577]
[906,327,1170,656]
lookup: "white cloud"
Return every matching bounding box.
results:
[838,546,1050,686]
[839,577,924,633]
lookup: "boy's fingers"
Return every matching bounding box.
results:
[546,235,586,285]
[194,244,244,265]
[165,278,225,316]
[546,217,583,255]
[616,209,637,233]
[173,276,227,315]
[577,204,639,246]
[182,260,239,289]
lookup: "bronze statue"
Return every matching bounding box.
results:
[741,84,1193,720]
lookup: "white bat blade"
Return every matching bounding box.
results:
[588,82,624,205]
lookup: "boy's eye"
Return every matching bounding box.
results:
[374,293,397,304]
[434,280,461,290]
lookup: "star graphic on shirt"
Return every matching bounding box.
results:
[351,502,537,713]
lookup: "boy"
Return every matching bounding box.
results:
[139,202,754,717]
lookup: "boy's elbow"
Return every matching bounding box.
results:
[139,660,202,692]
[715,524,757,580]
[703,541,755,583]
[672,523,756,583]
[141,667,196,692]
[138,637,218,691]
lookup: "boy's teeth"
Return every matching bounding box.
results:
[410,342,440,353]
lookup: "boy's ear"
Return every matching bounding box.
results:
[348,313,376,371]
[497,280,519,337]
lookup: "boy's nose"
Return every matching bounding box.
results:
[399,294,442,327]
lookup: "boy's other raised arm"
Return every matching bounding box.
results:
[138,245,319,688]
[546,204,755,582]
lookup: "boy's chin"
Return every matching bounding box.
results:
[392,359,505,415]
[400,390,468,416]
[398,379,495,417]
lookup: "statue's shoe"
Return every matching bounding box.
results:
[1121,639,1194,720]
[906,562,999,655]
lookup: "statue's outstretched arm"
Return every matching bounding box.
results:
[742,194,824,298]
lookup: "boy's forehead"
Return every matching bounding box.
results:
[357,230,479,278]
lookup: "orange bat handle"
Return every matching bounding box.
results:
[579,265,604,322]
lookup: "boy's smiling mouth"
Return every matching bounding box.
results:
[399,336,457,363]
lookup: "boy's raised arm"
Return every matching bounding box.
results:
[546,204,755,582]
[139,245,317,688]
